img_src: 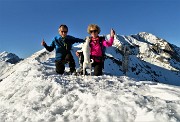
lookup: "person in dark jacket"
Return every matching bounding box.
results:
[41,24,85,74]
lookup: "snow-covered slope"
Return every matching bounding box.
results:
[0,49,180,122]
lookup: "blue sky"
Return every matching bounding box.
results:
[0,0,179,58]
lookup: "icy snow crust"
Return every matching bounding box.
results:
[0,49,180,122]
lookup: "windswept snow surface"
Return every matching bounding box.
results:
[0,49,180,122]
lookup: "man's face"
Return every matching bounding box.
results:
[58,27,68,38]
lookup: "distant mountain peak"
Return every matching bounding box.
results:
[138,31,151,35]
[0,51,22,64]
[109,32,180,84]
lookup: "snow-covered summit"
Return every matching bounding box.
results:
[0,51,22,64]
[0,48,180,122]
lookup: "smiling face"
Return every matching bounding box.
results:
[87,24,101,38]
[58,26,68,38]
[89,28,98,38]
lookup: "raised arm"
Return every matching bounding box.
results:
[103,29,115,47]
[41,39,55,52]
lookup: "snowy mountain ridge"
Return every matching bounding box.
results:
[103,32,180,85]
[0,48,180,122]
[0,32,180,85]
[0,32,180,122]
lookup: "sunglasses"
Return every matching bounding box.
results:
[60,31,68,33]
[90,30,98,33]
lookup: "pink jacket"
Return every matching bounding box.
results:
[90,37,114,61]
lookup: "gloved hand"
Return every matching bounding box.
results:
[110,28,115,38]
[41,39,46,46]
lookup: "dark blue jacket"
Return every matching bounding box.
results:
[44,35,85,60]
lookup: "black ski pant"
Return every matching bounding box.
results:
[55,53,76,74]
[92,62,103,76]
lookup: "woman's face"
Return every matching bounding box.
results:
[89,28,98,38]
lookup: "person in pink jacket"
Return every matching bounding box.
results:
[76,24,115,76]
